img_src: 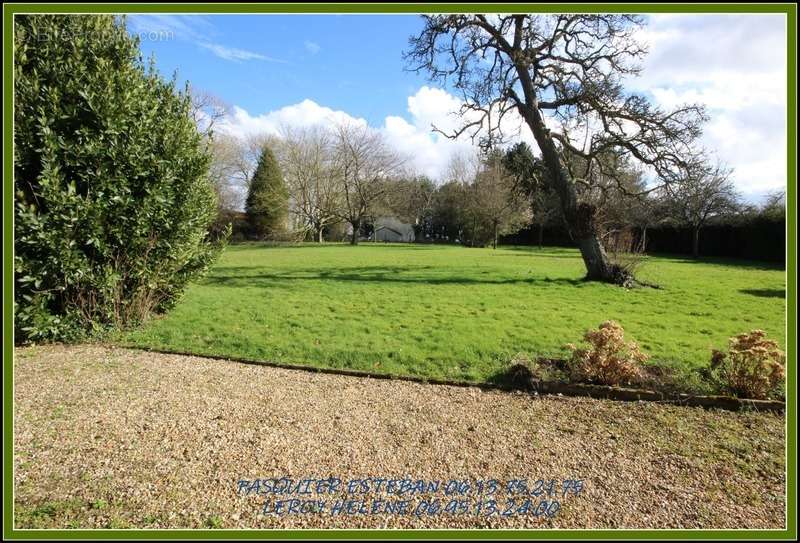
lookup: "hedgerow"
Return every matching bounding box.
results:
[14,15,224,342]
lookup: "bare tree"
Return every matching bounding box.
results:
[664,157,740,258]
[383,175,437,240]
[577,153,647,247]
[406,15,706,284]
[278,126,342,242]
[333,124,405,245]
[760,190,786,220]
[625,189,672,253]
[207,133,244,213]
[468,151,532,249]
[203,131,277,213]
[438,149,532,248]
[188,87,241,214]
[189,86,232,137]
[236,133,277,190]
[445,148,482,186]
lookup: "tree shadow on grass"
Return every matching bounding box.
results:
[202,266,587,288]
[739,288,786,299]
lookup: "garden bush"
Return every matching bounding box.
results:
[708,330,785,399]
[565,321,648,386]
[14,15,224,342]
[503,353,567,389]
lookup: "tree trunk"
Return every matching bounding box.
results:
[641,226,648,253]
[471,218,477,247]
[537,222,544,249]
[317,227,324,243]
[549,172,614,281]
[692,227,700,258]
[576,231,613,281]
[492,221,498,249]
[350,220,360,245]
[515,89,620,283]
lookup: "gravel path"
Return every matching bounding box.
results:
[14,344,785,529]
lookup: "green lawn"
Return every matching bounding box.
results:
[119,243,786,388]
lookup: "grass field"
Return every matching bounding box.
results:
[120,243,786,388]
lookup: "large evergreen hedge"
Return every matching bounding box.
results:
[14,15,224,342]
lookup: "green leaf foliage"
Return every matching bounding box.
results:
[245,146,289,240]
[14,15,225,342]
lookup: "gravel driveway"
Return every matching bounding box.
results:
[14,345,786,529]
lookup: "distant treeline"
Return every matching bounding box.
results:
[226,207,786,263]
[501,216,786,263]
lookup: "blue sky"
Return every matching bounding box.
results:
[129,15,431,126]
[127,14,788,202]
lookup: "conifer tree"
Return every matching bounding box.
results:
[245,147,289,239]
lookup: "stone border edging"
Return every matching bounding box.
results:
[117,345,784,413]
[530,381,784,413]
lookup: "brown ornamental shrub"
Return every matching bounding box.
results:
[710,330,785,399]
[565,320,648,386]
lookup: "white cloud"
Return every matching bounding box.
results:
[217,99,368,140]
[406,86,463,135]
[633,14,787,199]
[128,14,285,64]
[217,87,479,181]
[304,40,321,55]
[197,42,286,63]
[387,87,481,179]
[126,14,214,42]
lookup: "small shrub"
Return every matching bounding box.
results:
[565,320,648,386]
[509,352,535,369]
[500,353,566,390]
[502,355,537,390]
[604,228,647,287]
[708,330,785,399]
